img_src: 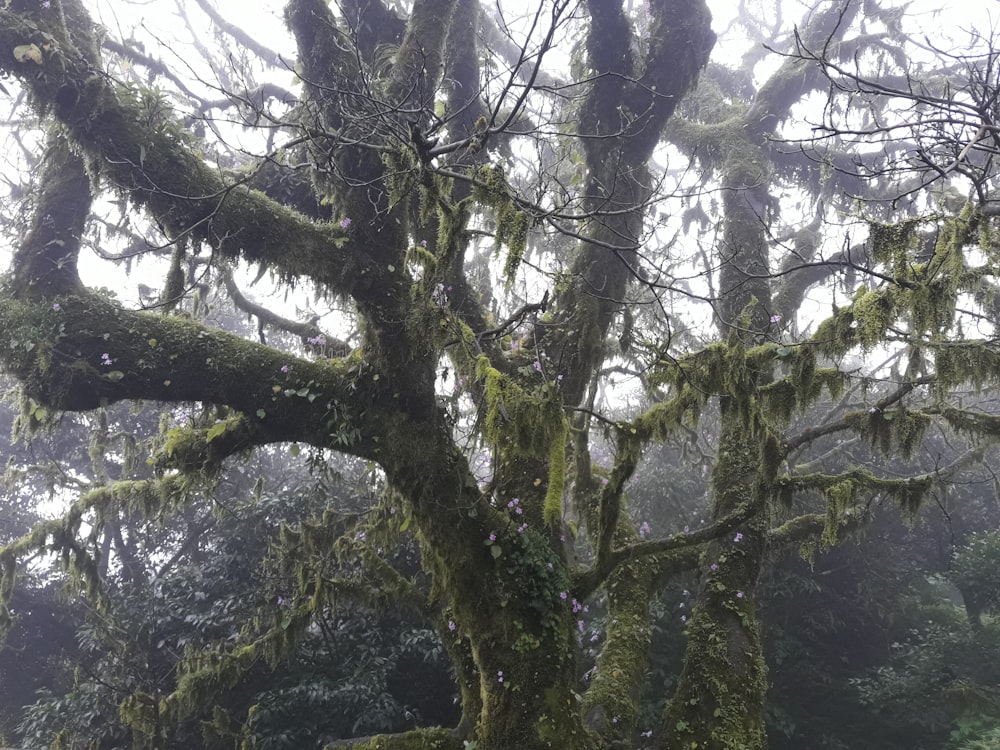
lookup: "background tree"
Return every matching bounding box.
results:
[0,1,998,749]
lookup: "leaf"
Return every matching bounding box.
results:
[490,545,503,559]
[290,444,301,457]
[256,408,266,419]
[105,370,125,382]
[13,44,42,65]
[206,421,228,442]
[399,516,411,532]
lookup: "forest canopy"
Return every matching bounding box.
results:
[0,0,999,749]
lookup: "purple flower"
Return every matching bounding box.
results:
[578,620,585,632]
[559,591,568,600]
[51,302,60,311]
[497,671,504,683]
[517,522,528,534]
[340,217,352,228]
[488,532,496,542]
[736,591,744,598]
[639,521,651,539]
[733,532,744,543]
[448,620,456,632]
[710,563,719,571]
[770,314,782,323]
[532,360,542,373]
[280,365,289,373]
[307,335,327,346]
[100,353,113,366]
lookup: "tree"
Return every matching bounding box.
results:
[0,0,999,749]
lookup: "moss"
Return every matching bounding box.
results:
[334,728,464,750]
[851,287,897,350]
[475,355,564,459]
[939,407,1000,439]
[581,556,656,743]
[542,419,567,525]
[843,407,930,459]
[661,403,769,750]
[471,165,532,284]
[933,343,1000,392]
[868,217,920,277]
[822,480,854,547]
[0,290,380,458]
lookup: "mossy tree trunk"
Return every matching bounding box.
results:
[659,405,770,749]
[650,5,867,748]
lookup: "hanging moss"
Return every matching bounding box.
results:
[475,355,564,459]
[933,343,1000,392]
[939,407,1000,439]
[471,165,532,284]
[868,217,921,277]
[632,385,706,441]
[843,406,931,459]
[822,480,854,547]
[851,287,897,350]
[893,409,932,459]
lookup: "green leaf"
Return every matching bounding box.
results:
[490,545,503,559]
[206,421,227,442]
[399,516,411,532]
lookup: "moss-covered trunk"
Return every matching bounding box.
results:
[658,403,769,749]
[385,420,594,750]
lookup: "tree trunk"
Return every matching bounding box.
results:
[659,403,769,750]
